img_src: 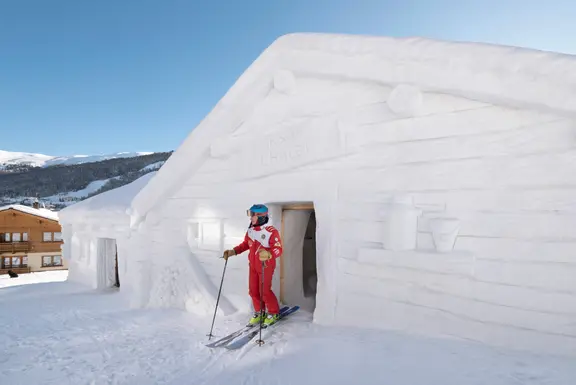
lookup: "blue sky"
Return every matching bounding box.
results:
[1,0,575,156]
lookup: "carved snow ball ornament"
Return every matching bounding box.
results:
[387,84,423,117]
[273,70,296,94]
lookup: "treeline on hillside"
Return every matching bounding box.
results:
[0,152,172,199]
[0,163,37,174]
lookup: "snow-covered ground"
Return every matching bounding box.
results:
[0,270,68,289]
[0,272,574,385]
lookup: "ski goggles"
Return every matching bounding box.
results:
[247,210,268,217]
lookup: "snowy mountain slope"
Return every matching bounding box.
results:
[0,150,153,170]
[0,151,171,210]
[0,150,53,168]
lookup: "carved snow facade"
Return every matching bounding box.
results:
[70,34,576,357]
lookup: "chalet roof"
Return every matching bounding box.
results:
[0,204,59,221]
[128,33,576,227]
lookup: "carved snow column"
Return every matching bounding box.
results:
[382,194,422,251]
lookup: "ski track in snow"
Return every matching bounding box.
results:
[1,272,575,385]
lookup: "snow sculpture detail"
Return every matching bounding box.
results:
[428,217,460,252]
[382,194,422,251]
[387,84,423,117]
[273,69,296,94]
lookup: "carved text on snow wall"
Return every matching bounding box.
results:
[263,127,309,167]
[242,118,344,178]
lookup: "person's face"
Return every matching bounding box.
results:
[249,211,266,225]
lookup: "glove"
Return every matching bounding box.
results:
[223,249,236,260]
[258,249,272,261]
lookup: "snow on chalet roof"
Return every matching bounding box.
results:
[128,33,576,226]
[0,204,59,221]
[58,172,156,224]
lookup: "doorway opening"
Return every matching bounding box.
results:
[280,203,317,313]
[114,244,120,288]
[96,238,120,290]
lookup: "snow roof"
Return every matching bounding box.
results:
[129,33,576,226]
[58,172,156,225]
[0,204,59,221]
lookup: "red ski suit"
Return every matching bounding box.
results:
[233,224,282,314]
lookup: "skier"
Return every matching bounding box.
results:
[222,204,282,326]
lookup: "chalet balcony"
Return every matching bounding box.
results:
[0,242,31,253]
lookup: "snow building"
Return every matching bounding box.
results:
[121,34,576,356]
[58,173,156,290]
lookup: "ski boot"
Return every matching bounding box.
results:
[247,312,265,326]
[263,313,279,327]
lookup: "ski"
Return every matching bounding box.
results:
[205,305,289,348]
[224,305,300,350]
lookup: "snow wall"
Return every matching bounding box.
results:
[123,35,576,357]
[59,173,157,292]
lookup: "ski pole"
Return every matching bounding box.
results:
[207,256,228,340]
[256,259,266,346]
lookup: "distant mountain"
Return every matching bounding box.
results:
[0,150,154,172]
[0,150,172,210]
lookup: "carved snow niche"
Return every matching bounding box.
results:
[380,194,422,251]
[273,69,296,94]
[387,84,423,117]
[186,218,224,252]
[428,217,460,253]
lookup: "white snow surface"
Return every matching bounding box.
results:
[0,270,68,289]
[140,160,165,172]
[0,274,574,385]
[58,172,156,223]
[0,150,153,168]
[0,204,59,221]
[130,33,576,221]
[45,178,113,202]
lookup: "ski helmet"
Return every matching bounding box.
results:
[247,204,269,226]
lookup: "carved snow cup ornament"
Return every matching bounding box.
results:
[387,84,423,117]
[429,217,460,253]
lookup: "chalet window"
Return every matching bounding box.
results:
[12,233,21,242]
[54,232,62,242]
[42,255,63,267]
[23,233,28,241]
[2,255,27,268]
[1,233,11,242]
[43,232,52,242]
